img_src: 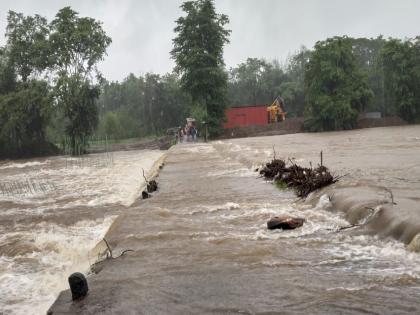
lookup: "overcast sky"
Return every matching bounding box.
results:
[1,0,419,81]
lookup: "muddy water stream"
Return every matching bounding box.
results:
[3,126,420,314]
[65,126,420,314]
[0,150,165,314]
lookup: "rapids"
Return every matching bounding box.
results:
[48,126,420,314]
[3,125,420,314]
[0,150,165,314]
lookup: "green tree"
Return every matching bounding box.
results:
[55,75,99,153]
[351,37,388,114]
[381,38,420,123]
[304,36,373,131]
[0,80,54,157]
[49,7,111,153]
[96,72,191,140]
[1,12,54,158]
[228,58,286,106]
[5,11,50,82]
[171,0,230,136]
[279,47,310,117]
[0,47,16,94]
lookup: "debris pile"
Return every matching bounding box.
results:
[259,158,338,198]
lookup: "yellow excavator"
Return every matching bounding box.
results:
[267,96,287,123]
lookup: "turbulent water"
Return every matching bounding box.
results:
[0,150,165,314]
[3,126,420,314]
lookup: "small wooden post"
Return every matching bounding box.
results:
[320,151,323,167]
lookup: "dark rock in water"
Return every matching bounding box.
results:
[267,216,305,230]
[142,191,151,199]
[68,272,88,301]
[147,180,158,193]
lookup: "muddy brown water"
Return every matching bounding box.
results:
[49,125,420,315]
[3,126,420,314]
[0,150,165,314]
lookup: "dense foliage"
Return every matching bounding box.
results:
[227,52,308,117]
[226,36,420,131]
[381,38,420,123]
[0,7,111,157]
[95,73,191,139]
[304,37,373,131]
[171,0,230,136]
[0,80,53,157]
[2,1,420,158]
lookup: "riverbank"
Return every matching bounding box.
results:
[48,126,420,314]
[87,135,173,154]
[0,136,172,162]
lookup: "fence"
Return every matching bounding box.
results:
[60,135,114,168]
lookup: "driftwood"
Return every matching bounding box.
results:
[267,216,305,230]
[259,154,339,198]
[103,238,134,259]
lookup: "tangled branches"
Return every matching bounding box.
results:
[259,157,339,198]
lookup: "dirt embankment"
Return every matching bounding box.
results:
[356,116,407,129]
[88,136,173,154]
[221,116,408,140]
[221,117,304,139]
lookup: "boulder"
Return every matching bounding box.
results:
[267,216,305,230]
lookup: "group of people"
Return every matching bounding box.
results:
[177,125,198,143]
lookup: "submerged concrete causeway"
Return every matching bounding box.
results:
[48,127,420,314]
[48,143,291,314]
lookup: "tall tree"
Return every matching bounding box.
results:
[0,80,53,157]
[96,73,191,140]
[0,47,16,94]
[278,47,310,117]
[1,12,54,158]
[381,38,420,123]
[5,11,50,82]
[171,0,230,136]
[228,58,286,106]
[49,7,111,153]
[305,36,373,131]
[351,37,389,114]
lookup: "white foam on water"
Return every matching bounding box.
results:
[179,144,215,154]
[0,160,51,170]
[0,150,165,209]
[0,216,116,315]
[188,202,240,215]
[0,149,166,314]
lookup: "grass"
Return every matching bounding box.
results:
[275,180,289,190]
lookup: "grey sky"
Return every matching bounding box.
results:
[1,0,419,81]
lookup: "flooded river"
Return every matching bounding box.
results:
[3,126,420,314]
[0,150,165,314]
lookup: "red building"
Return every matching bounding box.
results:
[224,105,268,129]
